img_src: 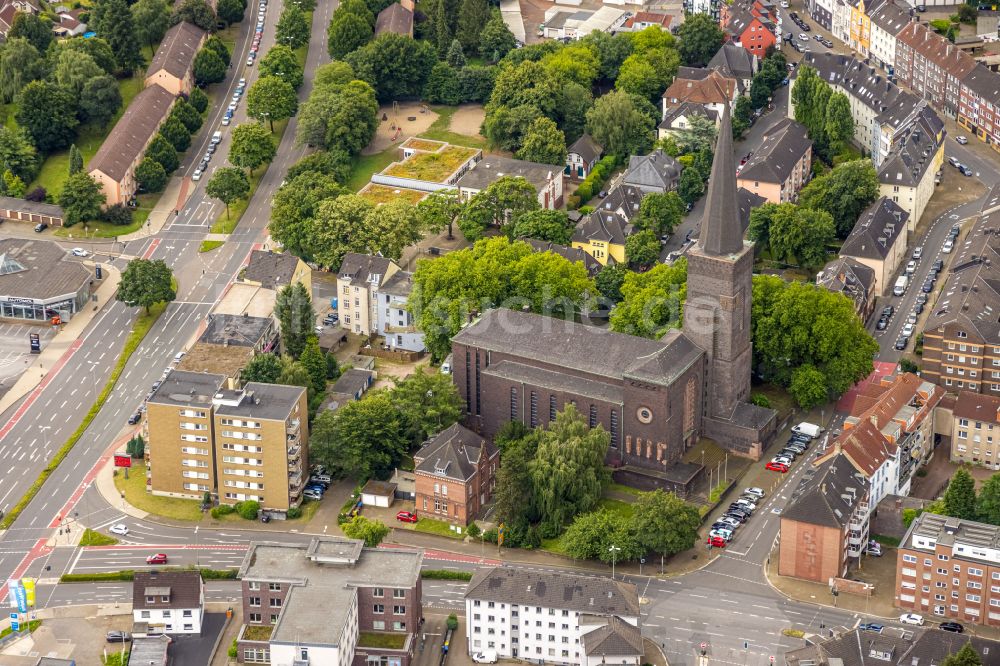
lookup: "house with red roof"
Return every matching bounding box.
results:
[721,0,778,58]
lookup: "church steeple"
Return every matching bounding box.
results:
[699,104,743,256]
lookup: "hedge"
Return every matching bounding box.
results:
[60,567,237,583]
[421,569,473,581]
[0,302,167,529]
[569,156,617,210]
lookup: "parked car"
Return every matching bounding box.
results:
[323,313,338,325]
[921,280,934,293]
[109,524,128,536]
[106,631,132,643]
[876,317,889,331]
[716,516,741,528]
[948,156,961,168]
[146,553,168,564]
[744,487,765,498]
[303,488,323,500]
[472,651,498,664]
[913,302,924,315]
[192,168,203,181]
[943,239,954,253]
[71,247,88,257]
[771,455,793,466]
[396,511,418,523]
[956,135,969,144]
[709,528,734,541]
[899,613,924,626]
[902,322,914,337]
[932,259,944,273]
[127,410,142,425]
[916,293,928,305]
[723,511,748,524]
[859,623,884,633]
[905,260,917,275]
[34,222,48,232]
[940,621,964,633]
[735,498,757,510]
[766,461,789,473]
[961,165,973,177]
[707,535,727,548]
[894,337,908,351]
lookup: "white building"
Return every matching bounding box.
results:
[867,0,909,72]
[131,571,204,635]
[464,566,642,666]
[336,253,401,336]
[374,270,425,353]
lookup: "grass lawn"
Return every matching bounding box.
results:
[347,147,397,192]
[359,184,427,205]
[114,461,205,522]
[29,75,144,198]
[358,632,407,649]
[384,145,479,182]
[420,105,487,148]
[55,193,158,239]
[0,620,41,640]
[80,528,119,546]
[605,482,640,497]
[199,240,224,252]
[412,516,465,539]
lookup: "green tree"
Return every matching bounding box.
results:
[493,431,539,545]
[58,172,106,226]
[977,474,1000,525]
[159,115,191,152]
[68,144,84,176]
[423,62,462,105]
[260,45,304,88]
[609,260,687,338]
[247,75,298,131]
[637,191,684,237]
[677,166,704,204]
[676,13,723,66]
[561,509,643,563]
[314,60,357,88]
[9,12,52,53]
[342,516,390,546]
[633,489,701,565]
[615,55,662,102]
[170,99,202,134]
[54,37,118,75]
[487,59,562,124]
[275,282,315,359]
[276,355,313,392]
[327,11,372,60]
[97,0,143,73]
[595,263,628,304]
[767,203,835,270]
[458,65,497,103]
[54,50,103,102]
[732,95,753,137]
[309,391,408,480]
[313,196,422,268]
[479,10,516,62]
[217,0,245,25]
[132,0,171,53]
[542,44,599,89]
[483,103,544,153]
[146,133,179,173]
[944,468,978,520]
[824,92,854,156]
[0,126,39,183]
[942,643,983,666]
[798,159,880,238]
[429,0,451,57]
[457,175,540,241]
[585,90,654,160]
[516,117,566,165]
[511,209,572,244]
[189,86,209,113]
[339,0,374,24]
[80,74,123,128]
[446,39,466,69]
[277,5,310,48]
[345,32,437,102]
[170,0,217,30]
[2,170,25,197]
[530,404,610,532]
[0,38,46,104]
[298,335,327,394]
[126,435,145,458]
[270,171,345,260]
[390,368,463,444]
[241,353,284,383]
[625,229,660,267]
[193,47,226,85]
[416,189,461,240]
[788,364,828,409]
[205,166,250,219]
[15,81,78,153]
[116,258,176,313]
[296,79,378,154]
[457,0,489,53]
[674,114,717,154]
[229,122,276,175]
[204,34,231,66]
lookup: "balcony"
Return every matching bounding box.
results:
[385,323,418,334]
[287,445,300,458]
[289,472,303,488]
[287,420,300,436]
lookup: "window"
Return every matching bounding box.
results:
[269,583,281,591]
[394,589,406,598]
[141,611,150,619]
[550,395,557,421]
[183,610,192,618]
[249,613,261,623]
[903,554,917,563]
[374,588,384,597]
[394,605,406,614]
[183,624,193,631]
[269,598,282,608]
[373,621,386,630]
[374,604,385,614]
[393,621,407,631]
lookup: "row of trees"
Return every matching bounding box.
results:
[933,467,1000,528]
[791,65,855,163]
[135,93,211,195]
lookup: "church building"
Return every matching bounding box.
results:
[449,107,777,493]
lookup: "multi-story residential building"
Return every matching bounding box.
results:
[457,156,565,210]
[463,566,641,665]
[146,371,309,515]
[838,196,909,297]
[661,68,737,123]
[848,0,874,56]
[816,257,877,322]
[236,537,422,666]
[877,105,945,227]
[722,1,778,59]
[832,0,852,43]
[950,391,1000,469]
[374,271,424,353]
[786,625,1000,666]
[684,0,721,21]
[809,0,835,31]
[920,184,1000,396]
[779,453,871,583]
[144,21,205,95]
[571,208,634,266]
[658,103,719,140]
[132,571,204,635]
[413,423,499,524]
[708,43,757,93]
[895,21,977,119]
[735,118,812,203]
[336,253,401,336]
[958,63,1000,150]
[896,512,1000,626]
[867,0,909,72]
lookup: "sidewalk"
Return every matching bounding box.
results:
[118,176,191,243]
[0,262,121,418]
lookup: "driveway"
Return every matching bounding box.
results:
[168,613,227,666]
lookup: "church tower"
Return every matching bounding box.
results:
[682,105,755,421]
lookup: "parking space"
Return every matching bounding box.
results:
[0,322,54,400]
[0,613,134,664]
[169,613,227,666]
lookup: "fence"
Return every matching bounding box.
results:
[357,346,424,363]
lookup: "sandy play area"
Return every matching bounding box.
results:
[363,102,439,155]
[449,104,486,137]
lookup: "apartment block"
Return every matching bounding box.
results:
[950,391,1000,469]
[895,21,976,119]
[896,512,1000,626]
[959,63,1000,152]
[920,184,1000,396]
[337,253,401,336]
[463,566,642,666]
[146,370,308,515]
[236,537,422,666]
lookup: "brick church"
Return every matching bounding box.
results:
[449,107,777,494]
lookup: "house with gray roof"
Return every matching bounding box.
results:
[867,0,909,71]
[658,102,719,139]
[786,625,1000,666]
[708,42,758,92]
[621,149,682,194]
[375,0,413,36]
[566,134,603,180]
[840,196,909,296]
[736,117,812,204]
[413,422,498,524]
[877,104,944,229]
[457,156,564,209]
[816,256,878,321]
[336,253,401,336]
[243,249,311,291]
[464,566,641,665]
[570,208,635,266]
[523,238,602,276]
[375,270,424,352]
[132,570,204,635]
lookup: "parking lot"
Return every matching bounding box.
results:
[0,322,54,401]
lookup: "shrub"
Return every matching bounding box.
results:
[576,182,593,201]
[916,468,928,478]
[750,393,771,408]
[447,613,459,631]
[236,500,260,520]
[902,507,922,527]
[578,205,594,214]
[210,504,235,519]
[101,203,133,226]
[286,506,302,519]
[483,527,498,544]
[25,186,46,202]
[466,522,481,538]
[228,639,238,659]
[421,569,473,580]
[899,358,919,374]
[566,194,581,210]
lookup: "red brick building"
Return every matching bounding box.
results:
[721,0,778,58]
[413,423,499,525]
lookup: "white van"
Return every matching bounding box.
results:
[441,353,453,375]
[893,275,908,297]
[791,422,822,439]
[211,131,223,145]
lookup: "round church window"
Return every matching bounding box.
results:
[636,407,653,424]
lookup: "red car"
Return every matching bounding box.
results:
[766,461,789,473]
[706,536,727,548]
[396,511,418,523]
[146,553,168,565]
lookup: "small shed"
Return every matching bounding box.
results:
[361,480,397,507]
[331,368,375,400]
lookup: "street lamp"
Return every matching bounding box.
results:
[608,544,621,580]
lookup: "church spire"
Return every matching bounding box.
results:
[699,103,743,256]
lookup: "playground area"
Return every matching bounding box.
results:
[364,102,440,155]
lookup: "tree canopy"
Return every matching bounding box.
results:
[116,259,176,313]
[798,159,880,238]
[312,196,424,269]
